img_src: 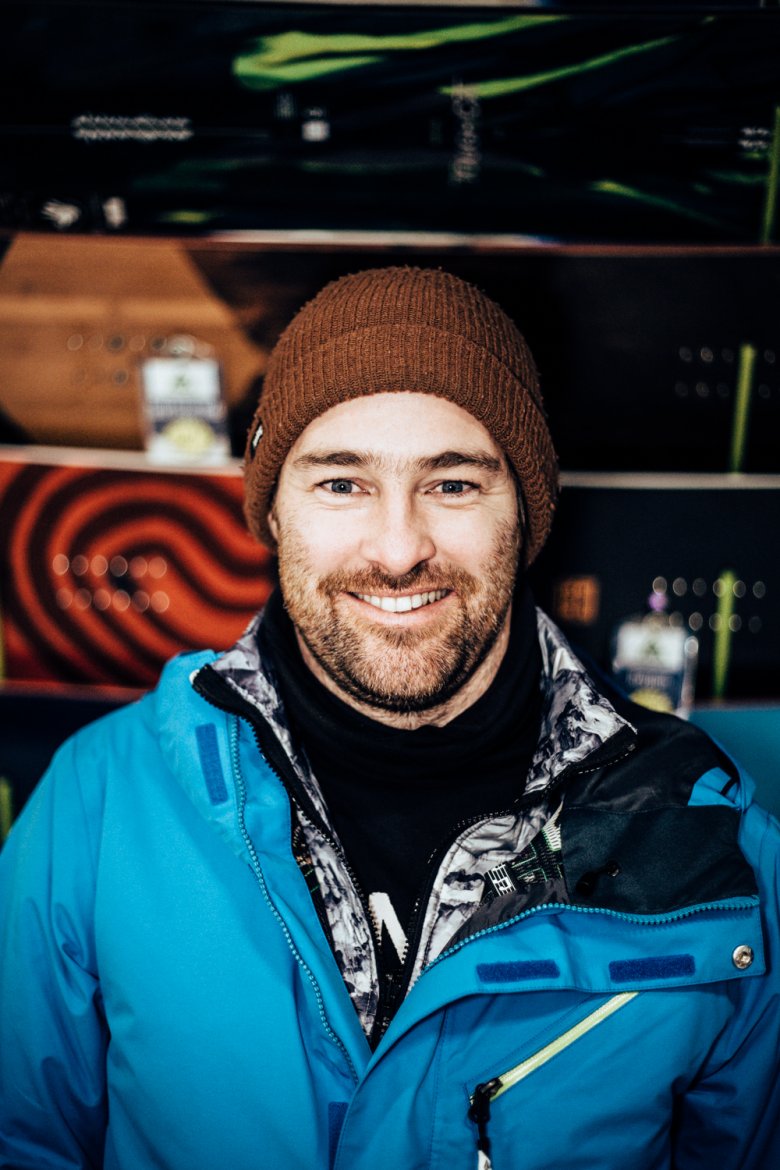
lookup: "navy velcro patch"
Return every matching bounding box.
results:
[477,960,560,983]
[609,954,695,983]
[195,723,228,805]
[328,1102,348,1168]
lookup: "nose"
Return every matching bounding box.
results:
[359,491,436,578]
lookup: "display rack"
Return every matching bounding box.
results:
[1,0,779,831]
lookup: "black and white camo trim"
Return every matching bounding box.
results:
[205,607,633,1036]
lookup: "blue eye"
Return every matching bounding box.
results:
[440,481,467,493]
[327,480,355,494]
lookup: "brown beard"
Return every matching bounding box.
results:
[276,520,520,714]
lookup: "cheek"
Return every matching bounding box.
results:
[435,511,517,569]
[277,511,361,577]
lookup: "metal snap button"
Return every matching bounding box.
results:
[732,944,754,970]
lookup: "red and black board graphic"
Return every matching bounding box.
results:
[0,458,275,687]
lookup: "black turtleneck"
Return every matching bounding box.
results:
[258,584,543,989]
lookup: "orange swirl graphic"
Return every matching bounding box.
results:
[0,461,275,687]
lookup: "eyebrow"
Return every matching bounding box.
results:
[292,449,504,474]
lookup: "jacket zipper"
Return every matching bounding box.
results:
[426,892,758,981]
[195,666,363,1083]
[372,807,510,1041]
[226,715,360,1085]
[468,992,639,1169]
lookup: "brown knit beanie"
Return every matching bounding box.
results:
[244,266,558,566]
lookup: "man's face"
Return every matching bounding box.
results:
[268,392,521,720]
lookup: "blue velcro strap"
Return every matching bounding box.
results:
[195,723,228,805]
[477,960,560,983]
[328,1102,348,1168]
[609,954,695,983]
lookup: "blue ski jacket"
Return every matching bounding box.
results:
[1,610,779,1170]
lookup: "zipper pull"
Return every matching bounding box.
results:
[469,1077,501,1170]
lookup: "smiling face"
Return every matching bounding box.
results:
[268,393,521,727]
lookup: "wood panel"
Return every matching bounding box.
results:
[0,235,265,448]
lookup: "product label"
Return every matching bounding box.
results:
[140,356,229,464]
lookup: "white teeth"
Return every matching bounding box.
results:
[355,589,447,613]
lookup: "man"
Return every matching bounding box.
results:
[1,267,778,1170]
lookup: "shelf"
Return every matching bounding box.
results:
[0,443,244,476]
[2,3,778,245]
[2,446,780,491]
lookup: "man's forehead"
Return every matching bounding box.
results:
[285,391,508,470]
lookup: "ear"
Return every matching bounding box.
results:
[267,505,279,542]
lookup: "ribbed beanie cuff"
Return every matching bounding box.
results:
[244,267,558,565]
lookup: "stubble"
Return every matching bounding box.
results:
[276,519,520,714]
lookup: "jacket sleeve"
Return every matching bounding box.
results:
[0,731,109,1169]
[672,800,780,1170]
